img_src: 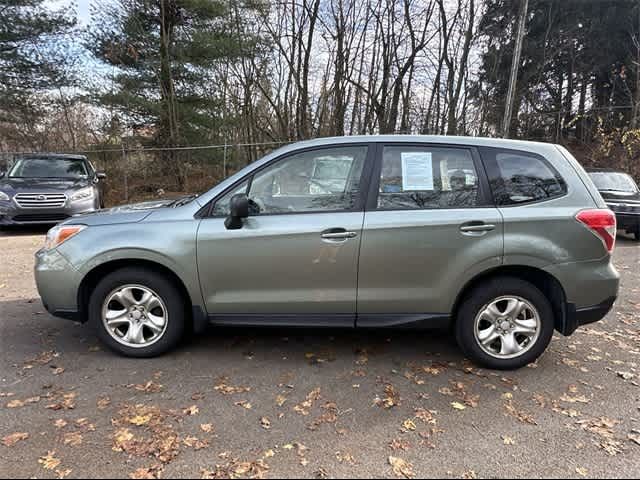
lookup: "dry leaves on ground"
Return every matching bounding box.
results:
[504,400,537,425]
[6,396,40,408]
[214,377,251,395]
[375,383,401,409]
[133,381,164,394]
[129,465,164,479]
[38,451,61,470]
[388,456,415,479]
[293,388,321,416]
[2,432,29,447]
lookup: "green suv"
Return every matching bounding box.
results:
[35,136,620,370]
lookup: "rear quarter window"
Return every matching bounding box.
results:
[479,147,567,206]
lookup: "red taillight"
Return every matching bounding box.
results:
[576,209,617,253]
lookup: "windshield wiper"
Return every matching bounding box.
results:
[171,194,199,207]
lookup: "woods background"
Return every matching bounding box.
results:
[1,0,639,204]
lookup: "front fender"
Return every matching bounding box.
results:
[57,220,205,311]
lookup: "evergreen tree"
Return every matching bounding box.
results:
[474,0,639,138]
[87,0,265,147]
[0,0,76,142]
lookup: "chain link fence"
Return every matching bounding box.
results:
[0,141,290,206]
[1,106,637,207]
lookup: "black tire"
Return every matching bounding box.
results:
[88,267,186,358]
[455,276,555,370]
[634,230,640,241]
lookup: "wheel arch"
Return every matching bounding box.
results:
[77,258,207,333]
[451,265,568,335]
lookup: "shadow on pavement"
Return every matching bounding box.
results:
[0,225,49,237]
[0,296,461,363]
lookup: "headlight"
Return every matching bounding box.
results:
[0,191,9,201]
[70,187,94,202]
[44,225,86,250]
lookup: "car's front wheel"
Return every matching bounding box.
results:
[455,277,554,370]
[89,267,186,357]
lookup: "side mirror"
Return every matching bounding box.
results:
[96,171,107,181]
[0,171,5,179]
[224,194,249,230]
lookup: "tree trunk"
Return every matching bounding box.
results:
[502,0,529,138]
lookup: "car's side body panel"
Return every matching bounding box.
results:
[196,212,364,321]
[356,207,503,317]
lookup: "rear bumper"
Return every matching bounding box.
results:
[558,296,617,336]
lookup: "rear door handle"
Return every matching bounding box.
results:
[460,222,496,233]
[321,228,358,240]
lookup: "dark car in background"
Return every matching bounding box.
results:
[0,154,106,227]
[587,168,640,241]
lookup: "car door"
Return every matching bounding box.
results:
[357,143,504,326]
[196,144,372,326]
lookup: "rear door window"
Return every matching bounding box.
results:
[375,146,481,210]
[479,147,567,206]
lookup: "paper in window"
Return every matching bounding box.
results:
[401,152,434,191]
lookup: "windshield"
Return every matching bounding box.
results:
[589,172,638,193]
[9,157,89,179]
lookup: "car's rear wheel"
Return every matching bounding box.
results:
[88,267,185,357]
[634,230,640,241]
[455,277,554,370]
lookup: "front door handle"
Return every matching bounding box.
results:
[321,228,358,240]
[460,222,496,233]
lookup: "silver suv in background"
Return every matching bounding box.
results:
[0,154,106,226]
[34,136,620,370]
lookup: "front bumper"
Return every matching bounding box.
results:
[0,198,97,226]
[34,248,84,322]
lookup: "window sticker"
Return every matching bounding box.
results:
[401,152,434,191]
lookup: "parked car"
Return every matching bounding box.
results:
[587,168,640,241]
[0,154,106,227]
[35,136,620,370]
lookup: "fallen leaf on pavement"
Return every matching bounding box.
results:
[260,417,272,430]
[183,405,199,416]
[63,431,83,447]
[129,465,163,479]
[97,396,111,410]
[134,381,164,394]
[214,377,251,395]
[504,401,537,425]
[200,424,214,433]
[53,419,68,429]
[2,432,29,447]
[402,419,416,431]
[388,456,415,478]
[39,451,61,470]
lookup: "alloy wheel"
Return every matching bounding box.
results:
[102,285,169,348]
[473,295,541,360]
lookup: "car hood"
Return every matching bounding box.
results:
[600,190,640,205]
[64,198,179,226]
[0,177,90,193]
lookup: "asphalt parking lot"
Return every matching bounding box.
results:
[0,228,639,479]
